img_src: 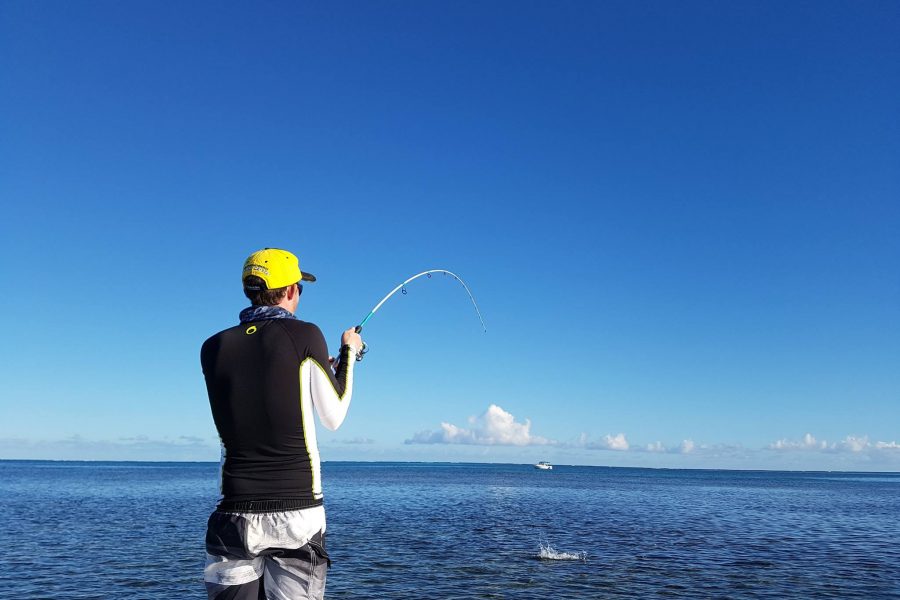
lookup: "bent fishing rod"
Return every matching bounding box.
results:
[352,269,487,361]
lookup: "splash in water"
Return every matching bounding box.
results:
[537,541,587,561]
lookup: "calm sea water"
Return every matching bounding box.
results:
[2,460,899,599]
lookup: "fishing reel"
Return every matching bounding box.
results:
[353,325,368,361]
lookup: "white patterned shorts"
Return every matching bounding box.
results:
[204,505,329,600]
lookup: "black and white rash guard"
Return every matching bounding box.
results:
[201,318,357,504]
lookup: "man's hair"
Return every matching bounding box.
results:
[243,275,290,306]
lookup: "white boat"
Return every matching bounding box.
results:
[534,461,553,470]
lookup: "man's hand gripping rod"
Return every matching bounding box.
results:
[352,324,368,360]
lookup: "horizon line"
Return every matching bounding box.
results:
[2,457,898,475]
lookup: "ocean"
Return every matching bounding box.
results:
[1,460,898,599]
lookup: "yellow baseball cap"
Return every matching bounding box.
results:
[242,248,316,290]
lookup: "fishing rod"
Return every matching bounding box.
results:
[352,269,486,361]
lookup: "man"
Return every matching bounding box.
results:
[201,248,363,600]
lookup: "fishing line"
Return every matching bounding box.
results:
[353,269,486,360]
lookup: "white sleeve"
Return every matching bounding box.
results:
[309,348,357,431]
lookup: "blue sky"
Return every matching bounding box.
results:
[1,1,897,470]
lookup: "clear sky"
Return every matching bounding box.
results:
[1,1,897,471]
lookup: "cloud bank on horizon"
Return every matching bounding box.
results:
[4,406,897,467]
[407,405,900,459]
[769,433,900,453]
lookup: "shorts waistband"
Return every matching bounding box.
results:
[216,498,323,513]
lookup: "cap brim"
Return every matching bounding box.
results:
[301,272,316,283]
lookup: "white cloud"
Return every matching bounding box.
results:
[836,435,869,453]
[570,436,709,454]
[769,433,826,451]
[571,432,630,451]
[646,441,666,453]
[768,433,900,454]
[406,404,553,446]
[632,440,700,454]
[602,433,630,451]
[652,440,742,457]
[804,433,823,448]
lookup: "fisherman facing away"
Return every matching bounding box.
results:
[200,248,363,600]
